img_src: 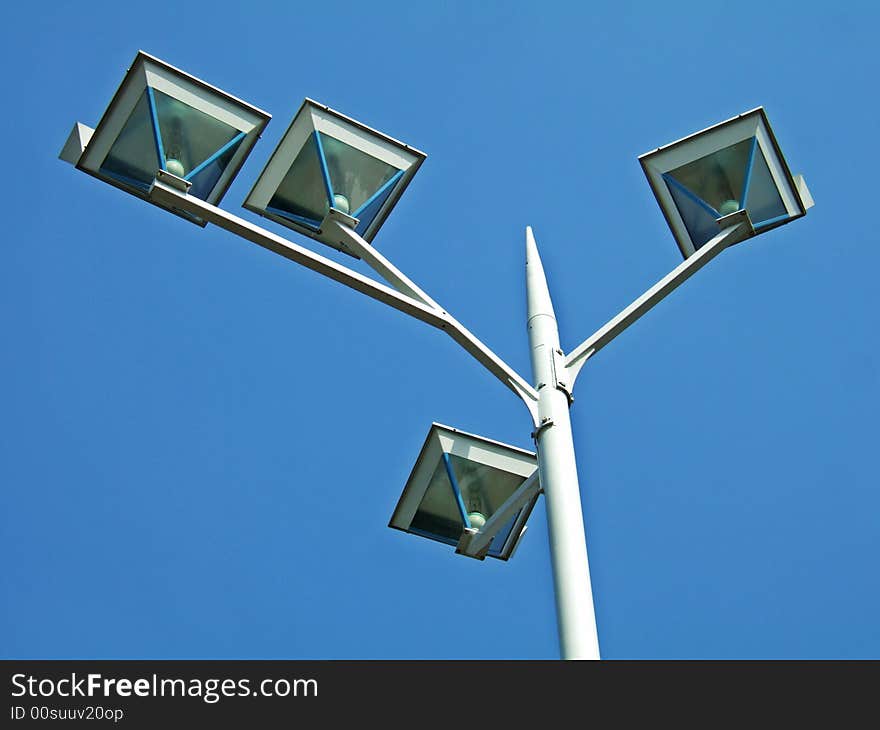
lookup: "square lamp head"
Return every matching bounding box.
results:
[244,99,425,256]
[640,107,813,259]
[60,51,270,226]
[389,424,539,561]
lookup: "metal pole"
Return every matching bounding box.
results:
[526,227,600,660]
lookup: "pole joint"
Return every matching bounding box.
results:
[550,347,574,405]
[530,416,554,441]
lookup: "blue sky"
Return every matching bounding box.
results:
[2,2,877,659]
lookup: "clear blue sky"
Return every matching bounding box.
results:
[2,1,877,659]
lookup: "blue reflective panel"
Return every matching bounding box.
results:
[152,89,240,189]
[319,133,399,216]
[99,90,160,192]
[744,144,789,227]
[409,453,528,555]
[667,138,753,215]
[186,133,245,199]
[268,133,330,226]
[354,170,403,236]
[409,459,467,543]
[100,88,244,202]
[664,175,721,250]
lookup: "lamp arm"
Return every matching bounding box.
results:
[148,180,539,423]
[456,469,542,559]
[328,219,442,310]
[330,221,539,423]
[564,221,752,389]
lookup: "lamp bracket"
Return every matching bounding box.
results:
[716,208,755,237]
[153,170,192,194]
[531,417,554,441]
[456,528,491,561]
[793,174,814,210]
[321,207,359,231]
[59,122,94,165]
[550,347,574,404]
[455,469,542,560]
[317,208,362,257]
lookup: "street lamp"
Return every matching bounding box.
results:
[640,107,813,259]
[389,423,541,562]
[60,51,270,225]
[243,98,425,255]
[60,52,813,660]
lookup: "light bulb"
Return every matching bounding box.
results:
[333,194,350,214]
[165,158,186,178]
[467,511,487,530]
[718,199,740,216]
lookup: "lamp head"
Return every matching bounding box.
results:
[639,107,813,259]
[244,98,425,255]
[61,51,270,226]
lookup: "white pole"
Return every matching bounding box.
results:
[526,227,600,660]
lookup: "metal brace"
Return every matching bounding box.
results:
[551,347,574,405]
[153,169,192,193]
[531,416,554,441]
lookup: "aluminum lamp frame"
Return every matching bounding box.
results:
[388,423,540,562]
[640,107,812,259]
[64,51,270,226]
[244,98,426,256]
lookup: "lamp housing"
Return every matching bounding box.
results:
[61,50,270,226]
[244,99,425,256]
[640,107,813,259]
[389,423,539,561]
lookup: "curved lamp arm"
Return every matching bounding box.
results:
[149,180,539,424]
[564,219,754,389]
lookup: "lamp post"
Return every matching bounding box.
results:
[61,52,813,660]
[526,226,600,659]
